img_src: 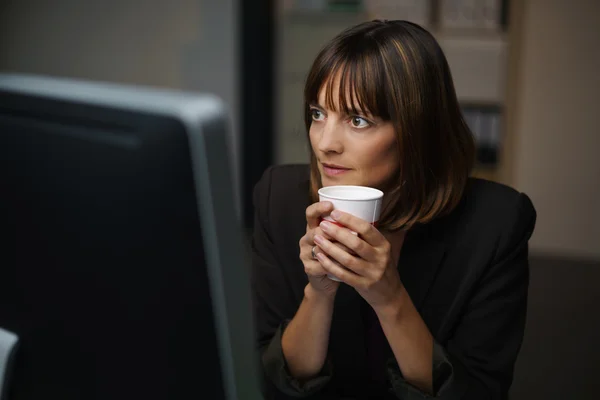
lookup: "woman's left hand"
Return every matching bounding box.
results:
[313,210,405,313]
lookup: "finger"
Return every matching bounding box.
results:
[329,210,385,246]
[301,244,333,277]
[333,211,383,245]
[303,227,333,248]
[334,242,357,256]
[319,220,376,261]
[304,258,329,277]
[314,234,369,277]
[306,201,334,228]
[309,241,355,261]
[315,251,364,287]
[300,235,320,262]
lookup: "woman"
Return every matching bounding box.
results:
[251,20,535,400]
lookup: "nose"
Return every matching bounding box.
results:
[316,118,343,154]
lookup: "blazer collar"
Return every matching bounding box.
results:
[330,221,447,319]
[328,219,447,389]
[397,222,447,311]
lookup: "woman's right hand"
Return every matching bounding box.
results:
[299,201,341,297]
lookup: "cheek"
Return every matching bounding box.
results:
[367,147,397,173]
[362,134,395,162]
[357,138,398,182]
[308,125,318,150]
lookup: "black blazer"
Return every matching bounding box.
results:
[251,165,536,400]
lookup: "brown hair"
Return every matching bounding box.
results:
[304,20,475,231]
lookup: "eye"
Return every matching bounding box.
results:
[350,116,370,128]
[310,108,325,121]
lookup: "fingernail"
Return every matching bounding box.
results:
[316,253,326,261]
[320,221,331,231]
[314,234,323,244]
[331,210,341,220]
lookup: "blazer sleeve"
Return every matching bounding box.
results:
[250,167,333,399]
[386,193,536,400]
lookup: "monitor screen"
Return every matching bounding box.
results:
[0,74,261,400]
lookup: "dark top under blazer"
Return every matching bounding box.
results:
[251,164,536,400]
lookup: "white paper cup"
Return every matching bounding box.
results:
[317,185,383,281]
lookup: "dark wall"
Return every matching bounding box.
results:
[241,0,275,229]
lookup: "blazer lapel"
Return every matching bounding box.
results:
[328,224,446,395]
[398,223,447,312]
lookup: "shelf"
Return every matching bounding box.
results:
[280,10,508,104]
[282,9,369,26]
[281,10,507,41]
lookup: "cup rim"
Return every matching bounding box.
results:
[318,185,383,201]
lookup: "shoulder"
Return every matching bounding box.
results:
[462,178,536,223]
[253,164,310,207]
[252,164,311,230]
[256,164,310,191]
[435,178,537,258]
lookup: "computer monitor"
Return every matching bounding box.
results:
[0,74,261,400]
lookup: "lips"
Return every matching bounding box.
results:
[322,163,349,170]
[321,162,351,177]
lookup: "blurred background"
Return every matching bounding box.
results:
[1,0,598,398]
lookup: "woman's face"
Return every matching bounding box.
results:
[309,79,399,190]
